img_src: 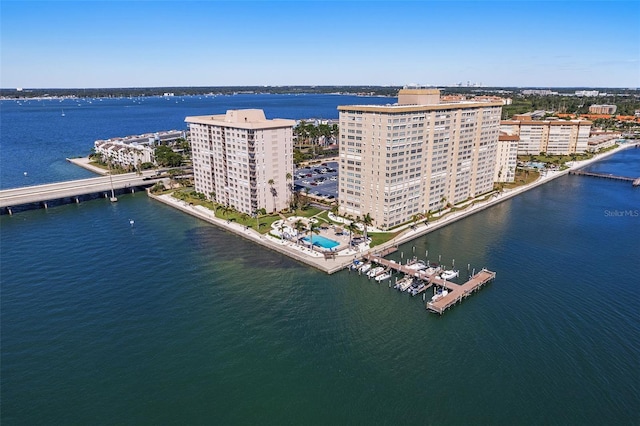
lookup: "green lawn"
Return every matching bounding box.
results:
[503,169,540,189]
[170,189,280,234]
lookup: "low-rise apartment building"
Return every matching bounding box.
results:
[588,104,617,115]
[94,130,185,168]
[495,133,519,182]
[500,117,591,155]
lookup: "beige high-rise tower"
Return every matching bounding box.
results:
[186,109,296,215]
[338,88,502,230]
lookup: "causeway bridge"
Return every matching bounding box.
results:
[0,171,166,214]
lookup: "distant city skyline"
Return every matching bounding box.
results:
[1,1,638,89]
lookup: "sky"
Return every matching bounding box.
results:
[1,1,638,89]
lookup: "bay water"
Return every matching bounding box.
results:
[1,95,638,425]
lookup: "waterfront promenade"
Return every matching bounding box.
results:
[149,144,634,274]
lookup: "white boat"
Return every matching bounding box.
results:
[399,278,414,292]
[405,260,427,271]
[358,263,372,273]
[394,276,411,290]
[440,269,459,280]
[424,266,441,276]
[350,260,363,271]
[367,266,384,278]
[410,282,427,296]
[431,288,449,301]
[374,271,392,282]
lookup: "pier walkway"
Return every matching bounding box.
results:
[569,170,640,186]
[426,269,496,314]
[0,171,164,213]
[362,254,496,314]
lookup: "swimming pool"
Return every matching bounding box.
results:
[302,235,340,249]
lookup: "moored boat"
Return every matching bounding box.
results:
[440,269,459,280]
[405,259,427,271]
[399,278,414,292]
[409,281,427,296]
[431,288,449,301]
[367,266,384,278]
[394,276,411,290]
[358,262,372,273]
[374,270,392,282]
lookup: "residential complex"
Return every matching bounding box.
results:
[500,115,591,155]
[337,88,502,230]
[94,130,185,168]
[587,132,621,152]
[588,104,617,115]
[186,109,296,215]
[495,133,519,183]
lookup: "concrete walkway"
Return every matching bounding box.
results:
[147,143,634,274]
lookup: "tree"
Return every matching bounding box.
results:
[155,145,183,167]
[411,213,422,230]
[267,178,277,213]
[168,169,181,188]
[308,221,320,247]
[285,172,293,210]
[346,221,360,248]
[278,221,288,240]
[216,204,232,219]
[440,196,448,214]
[293,219,307,246]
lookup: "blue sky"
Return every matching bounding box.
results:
[1,1,638,88]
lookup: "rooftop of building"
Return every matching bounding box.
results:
[185,109,296,129]
[338,88,503,113]
[501,118,593,126]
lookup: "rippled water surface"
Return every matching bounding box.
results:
[1,96,639,425]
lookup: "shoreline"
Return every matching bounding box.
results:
[66,157,108,175]
[143,143,635,274]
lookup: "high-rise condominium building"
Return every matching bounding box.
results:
[500,116,591,155]
[185,109,296,215]
[337,88,502,230]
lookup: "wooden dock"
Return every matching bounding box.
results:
[362,254,437,281]
[361,254,496,314]
[426,269,496,315]
[569,170,640,186]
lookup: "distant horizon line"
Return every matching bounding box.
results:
[3,85,638,91]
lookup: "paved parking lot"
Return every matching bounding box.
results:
[294,161,338,202]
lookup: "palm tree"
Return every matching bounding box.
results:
[216,204,232,219]
[308,221,320,247]
[267,178,277,213]
[241,212,250,224]
[278,220,288,240]
[302,187,310,209]
[346,221,359,248]
[440,196,448,215]
[285,172,293,210]
[293,219,307,246]
[411,213,422,230]
[361,213,373,240]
